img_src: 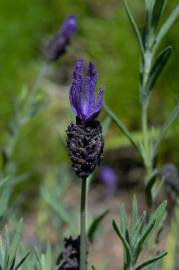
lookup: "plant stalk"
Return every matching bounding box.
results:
[80,178,87,270]
[141,39,155,208]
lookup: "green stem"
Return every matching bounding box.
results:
[80,178,87,270]
[27,62,49,109]
[141,40,155,208]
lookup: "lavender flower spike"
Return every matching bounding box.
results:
[47,15,77,61]
[69,59,104,123]
[67,60,104,178]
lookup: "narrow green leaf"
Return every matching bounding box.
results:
[134,220,156,261]
[88,210,109,243]
[152,179,164,201]
[6,220,23,270]
[152,0,167,29]
[131,195,138,234]
[154,103,179,155]
[146,46,172,93]
[122,0,144,56]
[145,170,158,191]
[4,226,10,268]
[112,220,132,264]
[10,257,16,270]
[14,251,31,270]
[132,212,146,247]
[154,5,179,52]
[34,249,43,270]
[104,102,140,154]
[0,236,5,267]
[150,201,167,228]
[145,170,158,207]
[0,185,13,218]
[119,206,128,235]
[91,266,96,270]
[135,251,167,270]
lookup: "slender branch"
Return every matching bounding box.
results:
[27,62,49,109]
[140,29,155,208]
[80,178,87,270]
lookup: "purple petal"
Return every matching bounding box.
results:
[86,88,104,121]
[69,60,104,123]
[69,83,82,118]
[83,62,97,115]
[69,60,84,119]
[61,15,77,37]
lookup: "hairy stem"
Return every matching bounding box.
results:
[80,178,87,270]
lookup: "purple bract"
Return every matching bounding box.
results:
[47,15,77,61]
[69,59,104,123]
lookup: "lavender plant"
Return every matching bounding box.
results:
[102,0,179,269]
[105,0,179,209]
[0,14,77,223]
[0,13,78,270]
[0,1,178,269]
[66,59,104,270]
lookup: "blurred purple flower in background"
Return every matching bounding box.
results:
[160,163,179,191]
[69,59,104,123]
[47,15,77,61]
[100,166,118,196]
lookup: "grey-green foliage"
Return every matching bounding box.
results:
[35,245,53,270]
[20,245,55,270]
[0,64,48,222]
[113,197,167,270]
[7,240,61,270]
[0,175,27,224]
[0,220,29,270]
[105,0,179,208]
[40,167,77,236]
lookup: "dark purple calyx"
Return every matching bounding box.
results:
[47,15,77,61]
[66,120,104,179]
[57,236,80,270]
[69,59,104,123]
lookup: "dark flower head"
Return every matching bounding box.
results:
[47,15,77,61]
[69,59,104,123]
[56,236,80,270]
[66,121,104,179]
